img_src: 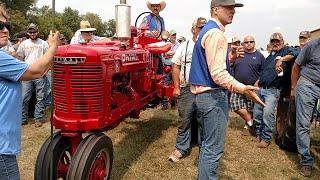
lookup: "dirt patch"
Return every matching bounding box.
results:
[18,109,319,179]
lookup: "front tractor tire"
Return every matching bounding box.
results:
[66,133,113,180]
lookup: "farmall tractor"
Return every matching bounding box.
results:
[34,1,173,179]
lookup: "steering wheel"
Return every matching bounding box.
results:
[134,11,163,39]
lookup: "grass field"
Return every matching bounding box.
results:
[19,108,320,179]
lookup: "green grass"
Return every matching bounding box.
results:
[18,109,320,179]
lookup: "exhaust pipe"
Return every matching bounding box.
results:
[115,0,131,43]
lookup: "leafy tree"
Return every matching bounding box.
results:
[60,7,81,39]
[105,19,116,37]
[0,0,36,15]
[8,9,28,36]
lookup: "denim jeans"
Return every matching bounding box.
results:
[295,78,320,166]
[0,154,20,180]
[253,88,280,143]
[195,89,228,180]
[22,77,46,123]
[175,87,197,156]
[44,71,52,107]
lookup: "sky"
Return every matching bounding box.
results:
[37,0,320,48]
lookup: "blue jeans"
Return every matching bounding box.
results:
[253,88,280,143]
[195,89,228,180]
[175,87,197,155]
[0,154,20,180]
[295,78,320,166]
[44,71,52,107]
[22,78,46,123]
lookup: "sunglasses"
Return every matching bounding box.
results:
[28,31,38,34]
[0,21,12,31]
[244,41,255,44]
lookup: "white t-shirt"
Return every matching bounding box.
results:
[17,38,49,65]
[171,39,195,87]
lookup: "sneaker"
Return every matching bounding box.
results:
[22,121,28,125]
[34,121,44,128]
[168,149,183,162]
[300,165,312,177]
[257,140,270,148]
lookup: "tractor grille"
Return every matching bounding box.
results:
[53,63,104,113]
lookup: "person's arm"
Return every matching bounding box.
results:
[19,31,59,81]
[203,30,245,93]
[203,30,264,106]
[172,64,181,97]
[290,63,300,97]
[275,47,299,71]
[171,42,184,97]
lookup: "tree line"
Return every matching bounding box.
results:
[1,0,115,41]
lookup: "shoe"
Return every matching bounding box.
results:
[300,165,312,177]
[34,121,44,128]
[168,149,183,162]
[241,128,251,136]
[22,121,28,125]
[256,136,261,142]
[257,140,270,148]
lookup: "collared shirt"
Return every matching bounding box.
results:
[0,50,28,155]
[190,18,245,94]
[259,46,299,88]
[171,39,194,87]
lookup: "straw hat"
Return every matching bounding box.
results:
[146,0,166,11]
[79,20,96,32]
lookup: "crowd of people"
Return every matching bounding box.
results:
[0,0,319,179]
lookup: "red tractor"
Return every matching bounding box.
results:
[35,1,173,179]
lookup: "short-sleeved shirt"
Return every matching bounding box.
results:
[0,50,28,155]
[295,38,320,85]
[17,38,49,65]
[171,39,195,87]
[233,50,265,85]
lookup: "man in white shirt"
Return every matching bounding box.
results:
[17,23,49,127]
[168,17,207,162]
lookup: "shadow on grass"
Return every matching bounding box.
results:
[110,109,176,179]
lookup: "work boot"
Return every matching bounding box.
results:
[300,165,312,177]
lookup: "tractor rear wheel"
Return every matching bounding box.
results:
[66,133,113,180]
[275,98,297,152]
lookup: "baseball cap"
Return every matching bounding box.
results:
[170,30,177,35]
[232,36,240,43]
[27,23,38,31]
[210,0,244,8]
[270,32,284,41]
[192,17,207,28]
[299,31,311,38]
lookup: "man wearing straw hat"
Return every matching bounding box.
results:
[140,0,166,38]
[71,20,110,44]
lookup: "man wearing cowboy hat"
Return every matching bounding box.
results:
[140,0,166,38]
[71,20,110,44]
[188,0,265,179]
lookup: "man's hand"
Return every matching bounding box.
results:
[173,87,181,97]
[229,45,244,61]
[47,30,59,49]
[275,58,283,73]
[243,85,265,106]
